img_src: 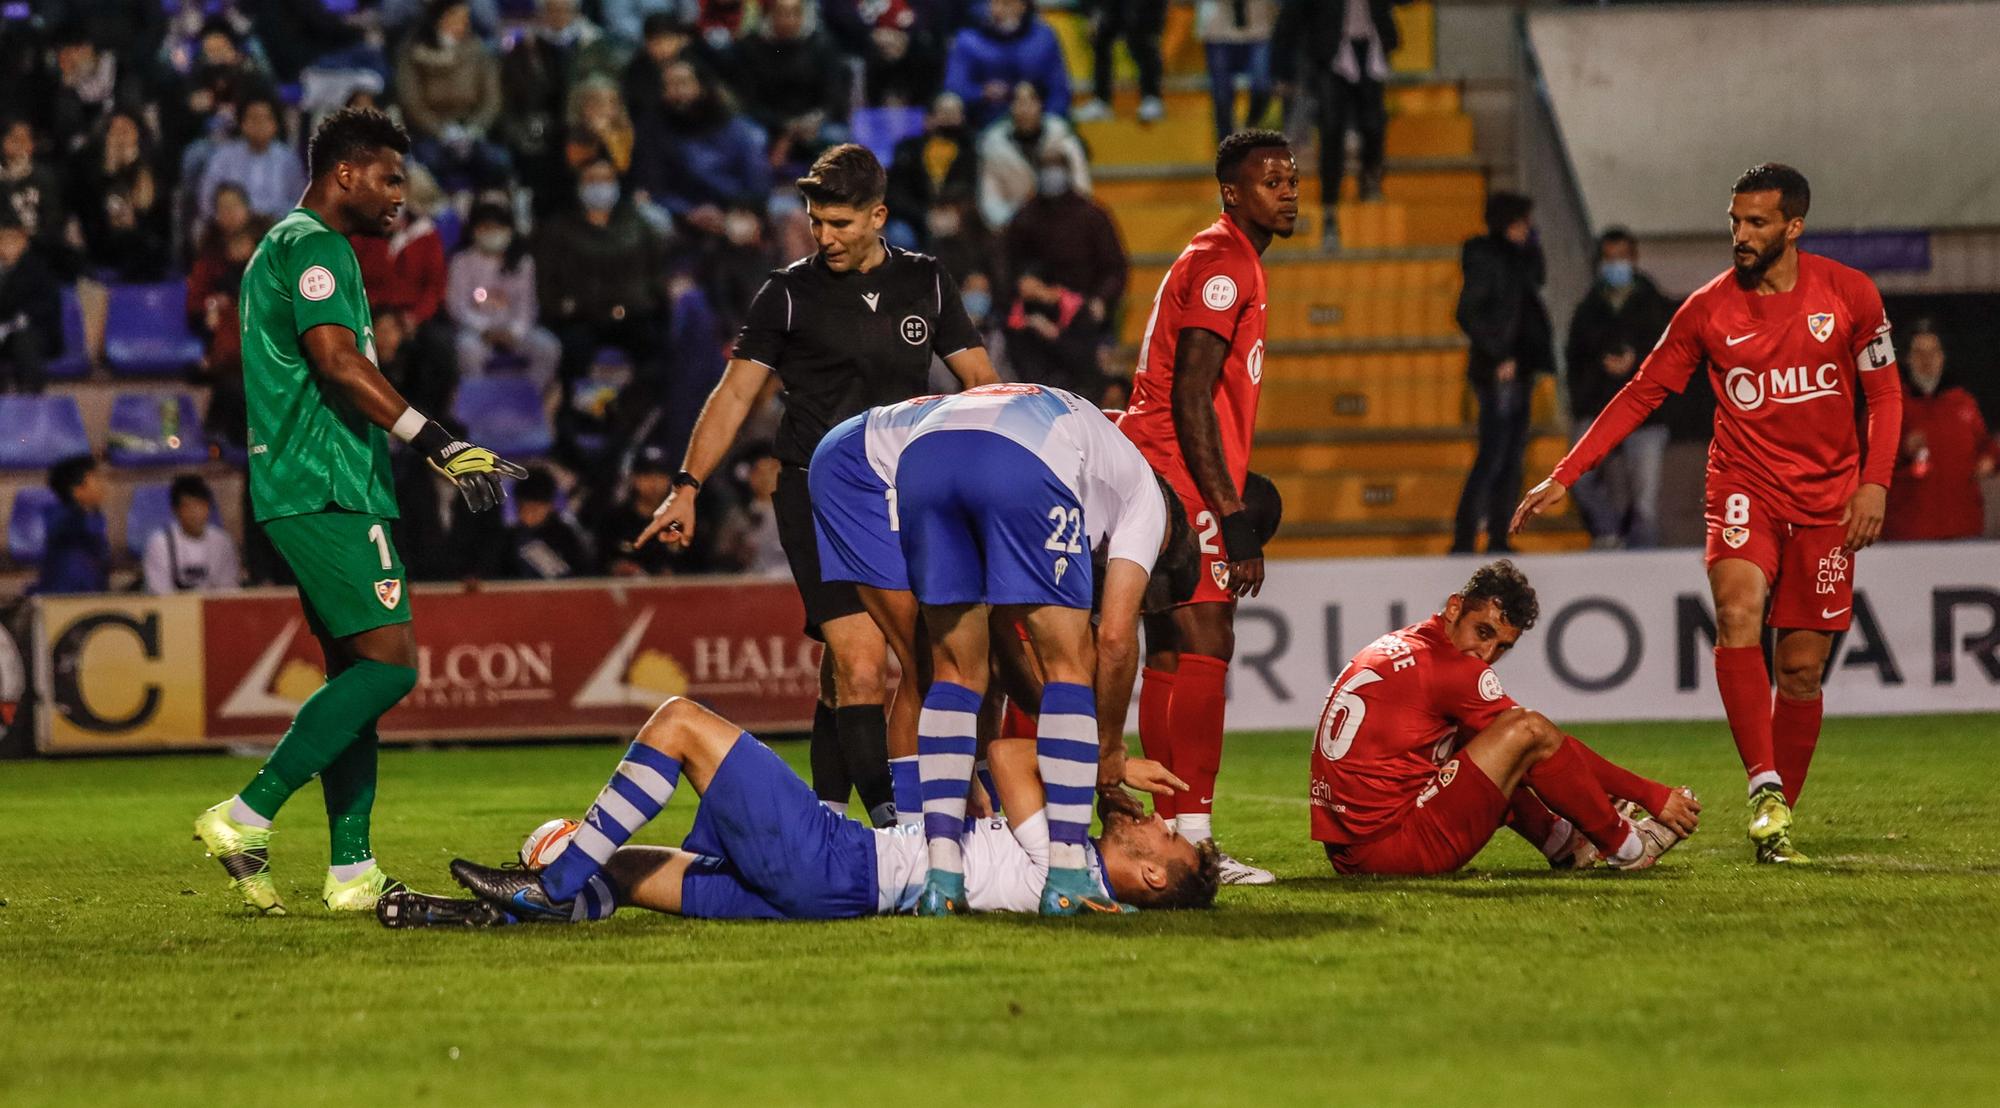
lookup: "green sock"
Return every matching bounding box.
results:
[321,723,379,866]
[237,659,416,822]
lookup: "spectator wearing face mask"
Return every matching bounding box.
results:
[886,93,976,249]
[196,94,304,224]
[859,0,947,108]
[724,0,851,172]
[398,0,511,191]
[976,80,1090,231]
[629,58,771,238]
[535,156,672,438]
[499,0,625,215]
[1562,226,1674,548]
[1000,148,1126,343]
[703,202,776,339]
[1884,323,1999,543]
[449,202,564,394]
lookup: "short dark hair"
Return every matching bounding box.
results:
[517,466,558,504]
[1732,163,1810,221]
[1124,838,1222,911]
[48,454,97,505]
[1597,226,1636,255]
[1242,470,1283,545]
[169,474,213,508]
[1484,192,1533,235]
[796,143,885,209]
[307,107,410,180]
[1215,128,1290,185]
[1460,559,1539,632]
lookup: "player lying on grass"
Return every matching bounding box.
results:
[390,696,1218,926]
[1311,560,1702,876]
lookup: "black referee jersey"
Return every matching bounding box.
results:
[731,245,984,468]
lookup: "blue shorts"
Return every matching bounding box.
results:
[808,414,907,591]
[894,429,1092,609]
[677,735,879,921]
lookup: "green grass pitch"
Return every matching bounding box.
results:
[3,715,1997,1106]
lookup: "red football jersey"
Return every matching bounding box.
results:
[1118,215,1269,497]
[1309,617,1517,846]
[1555,252,1902,526]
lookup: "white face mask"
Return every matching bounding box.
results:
[926,209,961,238]
[475,229,511,254]
[1037,166,1071,196]
[724,212,761,245]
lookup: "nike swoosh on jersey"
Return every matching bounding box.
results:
[1821,606,1850,619]
[1725,332,1759,346]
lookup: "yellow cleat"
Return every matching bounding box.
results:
[193,801,286,915]
[322,865,409,911]
[1747,786,1807,864]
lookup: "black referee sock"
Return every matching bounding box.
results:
[809,700,851,808]
[836,704,896,828]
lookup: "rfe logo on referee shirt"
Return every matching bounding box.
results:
[900,315,928,345]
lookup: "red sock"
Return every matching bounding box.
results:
[1001,699,1038,741]
[1714,645,1777,784]
[1772,694,1822,807]
[1525,740,1633,856]
[1504,790,1566,857]
[1138,666,1178,819]
[1564,734,1671,816]
[1170,654,1228,817]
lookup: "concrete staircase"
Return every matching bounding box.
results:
[1050,1,1586,557]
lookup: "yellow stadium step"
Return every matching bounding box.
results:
[1250,373,1563,432]
[1267,468,1484,524]
[1123,255,1463,346]
[1250,433,1572,477]
[1080,95,1472,169]
[1097,164,1484,207]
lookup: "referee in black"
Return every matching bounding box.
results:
[638,144,997,827]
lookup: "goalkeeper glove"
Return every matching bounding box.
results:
[400,412,528,512]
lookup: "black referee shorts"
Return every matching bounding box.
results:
[773,463,866,641]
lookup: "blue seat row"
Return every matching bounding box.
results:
[6,481,217,564]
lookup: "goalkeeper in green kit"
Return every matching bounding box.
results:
[192,108,526,915]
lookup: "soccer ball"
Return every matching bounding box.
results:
[520,817,581,870]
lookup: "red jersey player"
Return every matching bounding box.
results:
[1118,130,1298,884]
[1310,561,1702,876]
[1513,164,1903,864]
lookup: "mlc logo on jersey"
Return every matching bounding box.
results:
[900,315,928,345]
[1807,312,1835,342]
[1722,363,1841,411]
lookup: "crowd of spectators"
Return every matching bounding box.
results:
[0,0,1169,593]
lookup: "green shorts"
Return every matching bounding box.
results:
[262,509,411,639]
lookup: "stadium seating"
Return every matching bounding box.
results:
[106,392,209,468]
[452,376,553,460]
[850,106,927,167]
[0,394,91,470]
[46,286,90,380]
[123,481,217,558]
[104,281,206,377]
[7,485,59,564]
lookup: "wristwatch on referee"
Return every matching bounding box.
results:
[671,471,701,492]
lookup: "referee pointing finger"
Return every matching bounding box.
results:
[639,144,999,826]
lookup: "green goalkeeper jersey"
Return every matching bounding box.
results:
[241,207,398,523]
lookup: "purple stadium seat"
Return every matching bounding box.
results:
[0,394,91,470]
[104,281,206,376]
[8,485,59,564]
[432,206,462,254]
[850,106,927,167]
[107,392,209,467]
[46,286,90,380]
[452,376,553,460]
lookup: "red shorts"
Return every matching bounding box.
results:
[1321,758,1509,876]
[1160,467,1235,606]
[1703,481,1854,632]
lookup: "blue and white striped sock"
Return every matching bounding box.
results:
[1038,682,1099,872]
[918,681,982,878]
[570,874,616,922]
[890,755,922,828]
[541,741,681,902]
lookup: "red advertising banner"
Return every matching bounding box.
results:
[204,579,820,744]
[35,578,820,753]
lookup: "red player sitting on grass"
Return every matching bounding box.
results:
[1310,561,1702,876]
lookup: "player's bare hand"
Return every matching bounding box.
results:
[1120,757,1188,798]
[1509,477,1568,535]
[1096,744,1129,795]
[1656,786,1702,837]
[637,489,696,549]
[1226,556,1264,598]
[1841,482,1887,551]
[1494,358,1518,384]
